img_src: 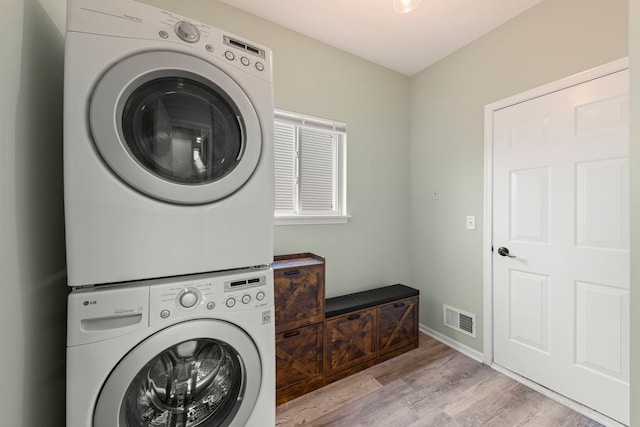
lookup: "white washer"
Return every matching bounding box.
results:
[66,267,275,426]
[64,0,274,286]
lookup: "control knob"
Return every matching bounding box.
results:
[174,21,200,43]
[179,290,198,308]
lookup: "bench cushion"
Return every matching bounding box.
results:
[325,284,419,318]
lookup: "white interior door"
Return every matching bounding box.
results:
[492,68,629,425]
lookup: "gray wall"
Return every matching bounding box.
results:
[0,0,67,425]
[409,0,629,351]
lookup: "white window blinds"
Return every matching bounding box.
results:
[299,127,336,212]
[274,122,296,213]
[274,110,347,221]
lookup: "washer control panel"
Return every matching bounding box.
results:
[149,268,273,325]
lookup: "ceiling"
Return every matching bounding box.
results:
[218,0,544,76]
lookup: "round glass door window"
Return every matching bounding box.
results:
[90,51,263,204]
[124,338,243,426]
[93,320,262,427]
[121,77,243,185]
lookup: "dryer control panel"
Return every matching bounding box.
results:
[148,267,274,326]
[66,0,273,83]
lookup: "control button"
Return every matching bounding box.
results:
[256,291,265,301]
[206,301,215,310]
[174,21,200,43]
[179,291,198,308]
[241,294,251,304]
[205,44,214,52]
[159,30,169,39]
[224,51,235,61]
[226,298,236,308]
[255,62,264,71]
[160,309,170,319]
[240,56,250,66]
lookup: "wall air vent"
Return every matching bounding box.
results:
[443,304,476,338]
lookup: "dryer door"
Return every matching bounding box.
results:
[93,319,262,427]
[90,51,263,205]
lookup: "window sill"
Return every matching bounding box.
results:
[275,215,351,226]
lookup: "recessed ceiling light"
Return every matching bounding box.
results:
[393,0,422,13]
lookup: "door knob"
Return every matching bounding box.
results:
[497,247,516,258]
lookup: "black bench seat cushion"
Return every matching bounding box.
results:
[325,284,419,318]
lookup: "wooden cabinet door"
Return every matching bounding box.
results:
[325,308,377,378]
[276,323,324,403]
[378,297,419,358]
[274,264,324,333]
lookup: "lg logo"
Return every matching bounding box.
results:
[83,300,97,306]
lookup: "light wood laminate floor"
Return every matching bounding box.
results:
[276,333,603,427]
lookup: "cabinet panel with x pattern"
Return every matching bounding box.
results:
[324,307,378,377]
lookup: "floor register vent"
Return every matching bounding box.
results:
[443,304,476,338]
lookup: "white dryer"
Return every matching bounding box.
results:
[64,0,274,286]
[66,267,275,426]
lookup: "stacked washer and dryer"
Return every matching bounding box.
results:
[63,0,276,425]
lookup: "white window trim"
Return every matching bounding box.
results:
[274,214,350,226]
[274,109,350,225]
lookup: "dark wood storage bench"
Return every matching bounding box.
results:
[324,284,420,384]
[273,252,420,404]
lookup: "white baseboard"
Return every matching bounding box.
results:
[419,323,625,427]
[419,323,483,363]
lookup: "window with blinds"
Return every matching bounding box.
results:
[274,110,348,224]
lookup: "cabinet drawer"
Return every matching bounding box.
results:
[274,264,324,332]
[378,297,419,357]
[276,323,324,401]
[325,307,377,377]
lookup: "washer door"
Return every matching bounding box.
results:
[90,51,262,205]
[94,320,262,427]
